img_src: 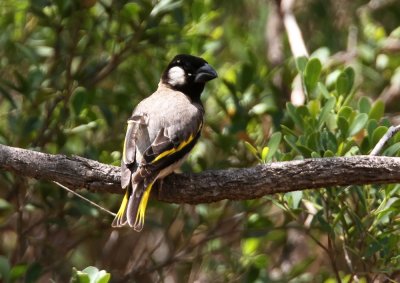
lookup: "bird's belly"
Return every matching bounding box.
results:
[157,153,189,179]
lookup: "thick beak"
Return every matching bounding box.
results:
[194,63,218,83]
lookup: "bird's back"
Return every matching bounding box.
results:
[133,85,204,153]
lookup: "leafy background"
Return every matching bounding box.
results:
[1,0,400,282]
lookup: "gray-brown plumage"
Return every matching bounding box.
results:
[112,54,217,231]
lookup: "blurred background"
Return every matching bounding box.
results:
[1,0,400,282]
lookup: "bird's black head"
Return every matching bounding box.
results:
[161,54,218,100]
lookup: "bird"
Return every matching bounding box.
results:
[112,54,218,231]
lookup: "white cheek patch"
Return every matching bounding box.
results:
[168,66,186,86]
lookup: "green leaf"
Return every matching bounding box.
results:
[74,272,90,283]
[337,116,349,137]
[64,121,98,135]
[308,99,320,118]
[315,211,334,234]
[336,67,355,97]
[286,191,303,209]
[318,82,331,99]
[336,72,349,96]
[369,100,385,120]
[311,151,321,158]
[244,141,259,159]
[261,146,269,162]
[242,238,260,256]
[360,136,370,154]
[338,106,353,120]
[323,150,335,157]
[348,113,368,136]
[295,56,308,73]
[318,97,335,129]
[73,266,111,283]
[71,87,88,115]
[383,142,400,156]
[296,105,310,118]
[281,125,297,138]
[265,132,282,161]
[307,132,320,151]
[9,264,27,280]
[191,0,204,21]
[358,96,371,114]
[337,140,357,156]
[250,102,276,115]
[393,132,400,143]
[326,113,337,132]
[367,119,379,142]
[95,271,111,283]
[320,130,338,152]
[284,135,303,155]
[372,126,388,146]
[150,0,182,17]
[253,254,269,269]
[297,144,314,157]
[238,63,254,91]
[304,58,322,93]
[286,103,303,130]
[344,67,355,88]
[122,3,141,18]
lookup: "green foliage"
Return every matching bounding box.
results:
[1,0,400,282]
[304,58,322,95]
[0,256,42,283]
[71,267,110,283]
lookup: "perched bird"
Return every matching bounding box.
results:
[112,54,218,231]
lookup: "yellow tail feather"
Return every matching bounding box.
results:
[134,181,155,230]
[112,190,129,227]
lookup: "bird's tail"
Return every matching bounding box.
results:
[112,180,156,231]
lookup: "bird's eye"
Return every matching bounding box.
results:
[176,59,181,64]
[188,73,193,76]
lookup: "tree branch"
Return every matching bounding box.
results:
[1,144,400,204]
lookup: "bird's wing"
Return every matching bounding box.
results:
[121,114,148,189]
[132,118,203,184]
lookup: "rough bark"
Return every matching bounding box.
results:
[1,144,400,204]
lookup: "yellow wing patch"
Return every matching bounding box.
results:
[151,122,203,164]
[151,134,195,163]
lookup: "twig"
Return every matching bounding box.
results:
[53,181,116,217]
[342,242,358,282]
[280,0,309,58]
[369,125,400,156]
[279,0,308,105]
